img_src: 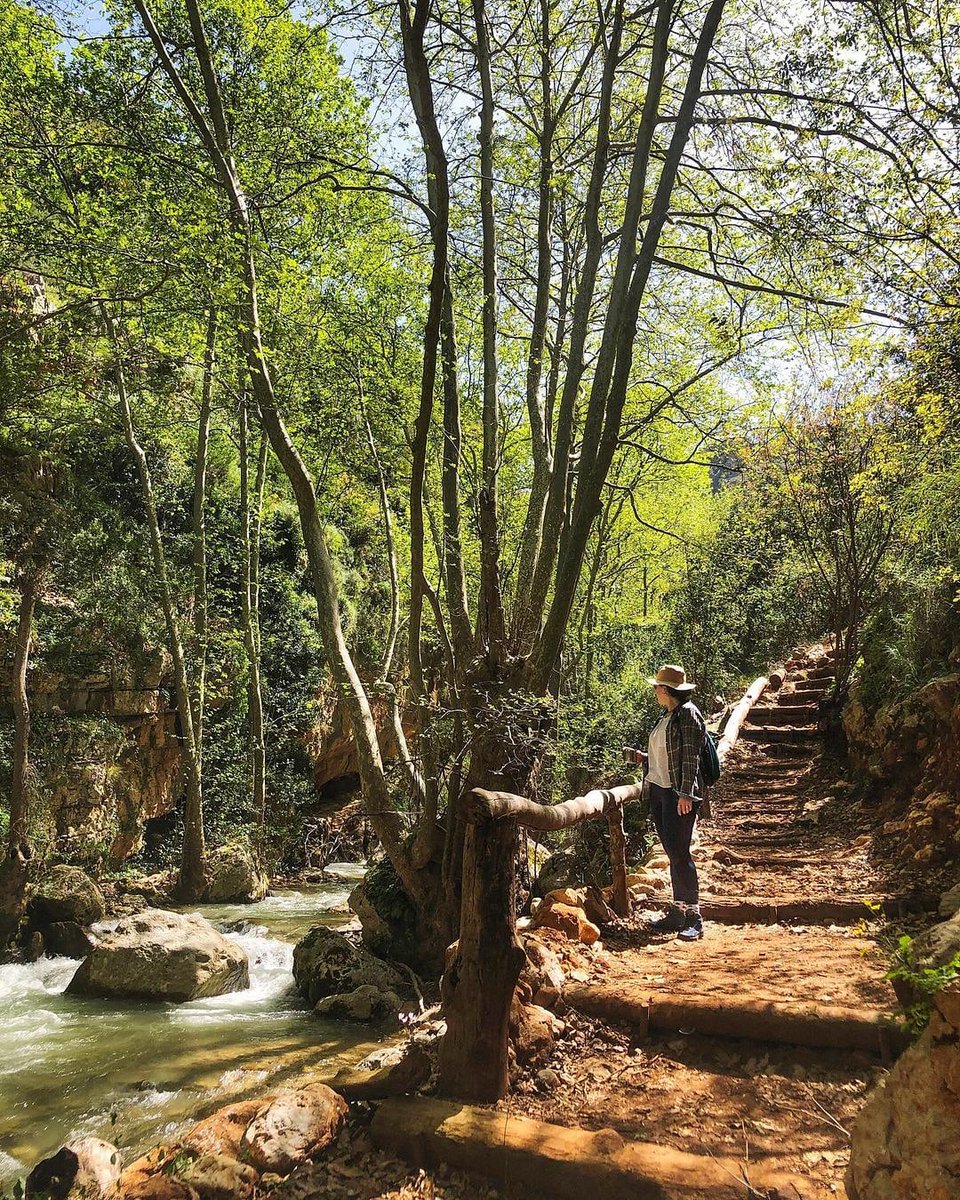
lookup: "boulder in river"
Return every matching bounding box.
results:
[26,1137,122,1200]
[847,978,960,1200]
[203,844,268,904]
[67,909,249,1002]
[29,865,105,927]
[314,983,401,1021]
[292,926,408,1008]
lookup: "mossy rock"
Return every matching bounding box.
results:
[29,865,105,927]
[349,856,439,973]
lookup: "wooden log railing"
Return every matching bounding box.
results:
[472,783,643,917]
[470,675,769,921]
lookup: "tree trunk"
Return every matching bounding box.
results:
[0,570,38,948]
[190,305,217,765]
[239,393,267,834]
[110,345,206,901]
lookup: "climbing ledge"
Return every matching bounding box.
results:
[370,1096,824,1200]
[564,983,910,1058]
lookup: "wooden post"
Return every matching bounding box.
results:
[604,794,630,918]
[437,797,526,1102]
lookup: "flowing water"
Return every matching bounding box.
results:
[0,869,374,1188]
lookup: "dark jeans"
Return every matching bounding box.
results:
[648,782,700,905]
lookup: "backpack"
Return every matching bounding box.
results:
[699,730,721,787]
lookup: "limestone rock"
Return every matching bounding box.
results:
[847,981,960,1200]
[887,912,960,1010]
[241,1083,348,1175]
[510,1000,563,1070]
[26,1137,122,1200]
[533,849,579,896]
[44,921,95,959]
[203,844,268,904]
[518,935,565,1008]
[314,983,401,1021]
[119,1177,197,1200]
[530,901,600,945]
[178,1154,258,1200]
[292,926,408,1007]
[29,865,105,927]
[938,882,960,919]
[67,909,249,1002]
[181,1100,265,1160]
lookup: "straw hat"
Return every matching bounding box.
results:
[647,664,696,692]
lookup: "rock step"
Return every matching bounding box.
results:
[741,725,819,744]
[747,706,819,727]
[695,895,938,921]
[728,818,795,832]
[564,983,908,1058]
[777,691,822,707]
[371,1098,817,1200]
[792,677,832,692]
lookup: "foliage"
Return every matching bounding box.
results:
[887,934,960,1038]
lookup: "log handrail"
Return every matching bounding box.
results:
[467,675,769,920]
[470,782,643,829]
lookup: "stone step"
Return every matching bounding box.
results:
[741,725,819,744]
[793,677,832,692]
[564,981,908,1057]
[748,705,819,727]
[777,691,821,707]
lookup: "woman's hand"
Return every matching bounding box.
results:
[677,794,693,815]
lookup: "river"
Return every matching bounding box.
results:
[0,868,375,1188]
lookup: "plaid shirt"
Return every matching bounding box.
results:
[666,700,707,797]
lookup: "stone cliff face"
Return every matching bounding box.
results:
[844,673,960,867]
[0,646,182,865]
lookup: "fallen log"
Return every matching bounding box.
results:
[564,984,910,1059]
[370,1097,822,1200]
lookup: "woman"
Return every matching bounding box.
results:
[643,664,707,941]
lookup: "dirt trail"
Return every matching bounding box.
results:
[506,643,926,1198]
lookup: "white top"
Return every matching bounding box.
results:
[647,715,672,788]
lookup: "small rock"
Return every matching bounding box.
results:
[67,910,249,1003]
[537,1067,561,1090]
[292,927,409,1007]
[44,922,95,959]
[530,902,600,945]
[204,845,268,904]
[181,1101,264,1160]
[938,882,960,919]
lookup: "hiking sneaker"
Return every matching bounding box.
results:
[648,909,685,933]
[677,916,704,941]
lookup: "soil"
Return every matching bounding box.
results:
[492,642,947,1198]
